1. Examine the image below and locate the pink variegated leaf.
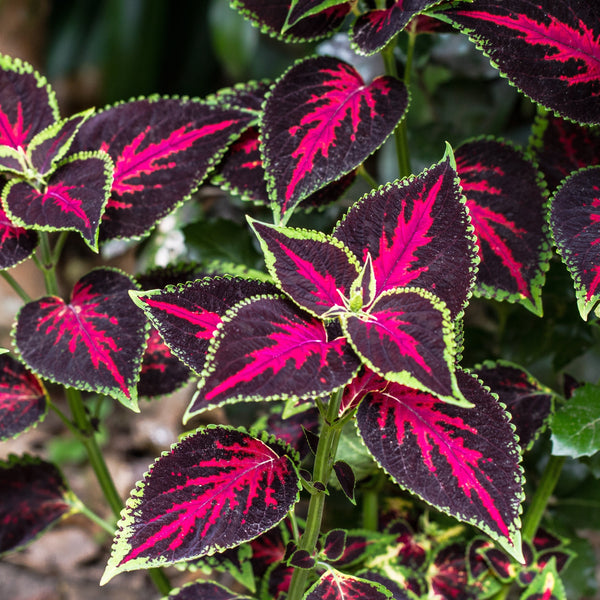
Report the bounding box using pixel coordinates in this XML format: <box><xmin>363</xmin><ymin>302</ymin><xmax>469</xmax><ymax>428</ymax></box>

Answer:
<box><xmin>250</xmin><ymin>219</ymin><xmax>361</xmax><ymax>317</ymax></box>
<box><xmin>471</xmin><ymin>360</ymin><xmax>555</xmax><ymax>451</ymax></box>
<box><xmin>340</xmin><ymin>367</ymin><xmax>388</xmax><ymax>417</ymax></box>
<box><xmin>455</xmin><ymin>138</ymin><xmax>550</xmax><ymax>316</ymax></box>
<box><xmin>530</xmin><ymin>113</ymin><xmax>600</xmax><ymax>193</ymax></box>
<box><xmin>343</xmin><ymin>288</ymin><xmax>468</xmax><ymax>406</ymax></box>
<box><xmin>2</xmin><ymin>151</ymin><xmax>112</xmax><ymax>250</ymax></box>
<box><xmin>333</xmin><ymin>151</ymin><xmax>478</xmax><ymax>319</ymax></box>
<box><xmin>232</xmin><ymin>0</ymin><xmax>351</xmax><ymax>43</ymax></box>
<box><xmin>207</xmin><ymin>80</ymin><xmax>271</xmax><ymax>118</ymax></box>
<box><xmin>305</xmin><ymin>569</ymin><xmax>396</xmax><ymax>600</ymax></box>
<box><xmin>429</xmin><ymin>543</ymin><xmax>481</xmax><ymax>600</ymax></box>
<box><xmin>0</xmin><ymin>455</ymin><xmax>74</xmax><ymax>556</ymax></box>
<box><xmin>130</xmin><ymin>277</ymin><xmax>279</xmax><ymax>374</ymax></box>
<box><xmin>0</xmin><ymin>354</ymin><xmax>47</xmax><ymax>442</ymax></box>
<box><xmin>14</xmin><ymin>268</ymin><xmax>148</xmax><ymax>411</ymax></box>
<box><xmin>0</xmin><ymin>205</ymin><xmax>38</xmax><ymax>269</ymax></box>
<box><xmin>0</xmin><ymin>54</ymin><xmax>59</xmax><ymax>153</ymax></box>
<box><xmin>165</xmin><ymin>581</ymin><xmax>254</xmax><ymax>600</ymax></box>
<box><xmin>440</xmin><ymin>0</ymin><xmax>600</xmax><ymax>124</ymax></box>
<box><xmin>70</xmin><ymin>97</ymin><xmax>251</xmax><ymax>241</ymax></box>
<box><xmin>101</xmin><ymin>426</ymin><xmax>300</xmax><ymax>582</ymax></box>
<box><xmin>519</xmin><ymin>559</ymin><xmax>565</xmax><ymax>600</ymax></box>
<box><xmin>351</xmin><ymin>1</ymin><xmax>443</xmax><ymax>56</ymax></box>
<box><xmin>549</xmin><ymin>166</ymin><xmax>600</xmax><ymax>319</ymax></box>
<box><xmin>186</xmin><ymin>296</ymin><xmax>360</xmax><ymax>422</ymax></box>
<box><xmin>356</xmin><ymin>369</ymin><xmax>524</xmax><ymax>560</ymax></box>
<box><xmin>261</xmin><ymin>56</ymin><xmax>408</xmax><ymax>221</ymax></box>
<box><xmin>284</xmin><ymin>1</ymin><xmax>351</xmax><ymax>29</ymax></box>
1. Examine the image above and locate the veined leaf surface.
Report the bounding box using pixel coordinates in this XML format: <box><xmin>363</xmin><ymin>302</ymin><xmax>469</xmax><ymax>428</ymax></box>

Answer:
<box><xmin>0</xmin><ymin>354</ymin><xmax>47</xmax><ymax>442</ymax></box>
<box><xmin>165</xmin><ymin>581</ymin><xmax>254</xmax><ymax>600</ymax></box>
<box><xmin>102</xmin><ymin>426</ymin><xmax>300</xmax><ymax>582</ymax></box>
<box><xmin>14</xmin><ymin>268</ymin><xmax>147</xmax><ymax>411</ymax></box>
<box><xmin>261</xmin><ymin>56</ymin><xmax>408</xmax><ymax>220</ymax></box>
<box><xmin>441</xmin><ymin>0</ymin><xmax>600</xmax><ymax>124</ymax></box>
<box><xmin>455</xmin><ymin>139</ymin><xmax>550</xmax><ymax>315</ymax></box>
<box><xmin>187</xmin><ymin>295</ymin><xmax>360</xmax><ymax>421</ymax></box>
<box><xmin>0</xmin><ymin>205</ymin><xmax>38</xmax><ymax>269</ymax></box>
<box><xmin>356</xmin><ymin>369</ymin><xmax>523</xmax><ymax>560</ymax></box>
<box><xmin>305</xmin><ymin>569</ymin><xmax>396</xmax><ymax>600</ymax></box>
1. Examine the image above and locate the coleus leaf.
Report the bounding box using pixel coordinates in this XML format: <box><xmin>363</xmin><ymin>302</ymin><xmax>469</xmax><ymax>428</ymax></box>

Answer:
<box><xmin>529</xmin><ymin>112</ymin><xmax>600</xmax><ymax>193</ymax></box>
<box><xmin>0</xmin><ymin>53</ymin><xmax>59</xmax><ymax>152</ymax></box>
<box><xmin>187</xmin><ymin>295</ymin><xmax>360</xmax><ymax>422</ymax></box>
<box><xmin>358</xmin><ymin>572</ymin><xmax>419</xmax><ymax>600</ymax></box>
<box><xmin>164</xmin><ymin>581</ymin><xmax>254</xmax><ymax>600</ymax></box>
<box><xmin>206</xmin><ymin>80</ymin><xmax>271</xmax><ymax>118</ymax></box>
<box><xmin>549</xmin><ymin>165</ymin><xmax>600</xmax><ymax>320</ymax></box>
<box><xmin>471</xmin><ymin>360</ymin><xmax>555</xmax><ymax>451</ymax></box>
<box><xmin>284</xmin><ymin>1</ymin><xmax>350</xmax><ymax>30</ymax></box>
<box><xmin>70</xmin><ymin>97</ymin><xmax>251</xmax><ymax>241</ymax></box>
<box><xmin>0</xmin><ymin>353</ymin><xmax>47</xmax><ymax>441</ymax></box>
<box><xmin>0</xmin><ymin>204</ymin><xmax>38</xmax><ymax>269</ymax></box>
<box><xmin>0</xmin><ymin>455</ymin><xmax>74</xmax><ymax>556</ymax></box>
<box><xmin>333</xmin><ymin>149</ymin><xmax>478</xmax><ymax>320</ymax></box>
<box><xmin>232</xmin><ymin>0</ymin><xmax>351</xmax><ymax>43</ymax></box>
<box><xmin>356</xmin><ymin>369</ymin><xmax>524</xmax><ymax>560</ymax></box>
<box><xmin>455</xmin><ymin>138</ymin><xmax>550</xmax><ymax>316</ymax></box>
<box><xmin>440</xmin><ymin>0</ymin><xmax>600</xmax><ymax>125</ymax></box>
<box><xmin>519</xmin><ymin>558</ymin><xmax>566</xmax><ymax>600</ymax></box>
<box><xmin>130</xmin><ymin>276</ymin><xmax>279</xmax><ymax>374</ymax></box>
<box><xmin>2</xmin><ymin>151</ymin><xmax>113</xmax><ymax>250</ymax></box>
<box><xmin>261</xmin><ymin>56</ymin><xmax>408</xmax><ymax>221</ymax></box>
<box><xmin>429</xmin><ymin>543</ymin><xmax>480</xmax><ymax>600</ymax></box>
<box><xmin>350</xmin><ymin>1</ymin><xmax>443</xmax><ymax>56</ymax></box>
<box><xmin>305</xmin><ymin>569</ymin><xmax>396</xmax><ymax>600</ymax></box>
<box><xmin>101</xmin><ymin>426</ymin><xmax>300</xmax><ymax>583</ymax></box>
<box><xmin>14</xmin><ymin>268</ymin><xmax>148</xmax><ymax>411</ymax></box>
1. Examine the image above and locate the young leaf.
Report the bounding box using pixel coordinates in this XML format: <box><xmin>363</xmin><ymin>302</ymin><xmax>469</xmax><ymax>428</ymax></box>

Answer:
<box><xmin>186</xmin><ymin>295</ymin><xmax>360</xmax><ymax>421</ymax></box>
<box><xmin>471</xmin><ymin>360</ymin><xmax>555</xmax><ymax>451</ymax></box>
<box><xmin>0</xmin><ymin>53</ymin><xmax>59</xmax><ymax>151</ymax></box>
<box><xmin>356</xmin><ymin>369</ymin><xmax>524</xmax><ymax>561</ymax></box>
<box><xmin>351</xmin><ymin>0</ymin><xmax>443</xmax><ymax>55</ymax></box>
<box><xmin>441</xmin><ymin>0</ymin><xmax>600</xmax><ymax>124</ymax></box>
<box><xmin>164</xmin><ymin>580</ymin><xmax>254</xmax><ymax>600</ymax></box>
<box><xmin>333</xmin><ymin>151</ymin><xmax>478</xmax><ymax>319</ymax></box>
<box><xmin>333</xmin><ymin>460</ymin><xmax>356</xmax><ymax>503</ymax></box>
<box><xmin>2</xmin><ymin>151</ymin><xmax>113</xmax><ymax>250</ymax></box>
<box><xmin>261</xmin><ymin>55</ymin><xmax>408</xmax><ymax>220</ymax></box>
<box><xmin>549</xmin><ymin>166</ymin><xmax>600</xmax><ymax>320</ymax></box>
<box><xmin>0</xmin><ymin>455</ymin><xmax>74</xmax><ymax>556</ymax></box>
<box><xmin>232</xmin><ymin>0</ymin><xmax>351</xmax><ymax>43</ymax></box>
<box><xmin>130</xmin><ymin>277</ymin><xmax>279</xmax><ymax>374</ymax></box>
<box><xmin>284</xmin><ymin>1</ymin><xmax>350</xmax><ymax>30</ymax></box>
<box><xmin>0</xmin><ymin>205</ymin><xmax>38</xmax><ymax>269</ymax></box>
<box><xmin>101</xmin><ymin>426</ymin><xmax>300</xmax><ymax>583</ymax></box>
<box><xmin>455</xmin><ymin>138</ymin><xmax>550</xmax><ymax>316</ymax></box>
<box><xmin>551</xmin><ymin>382</ymin><xmax>600</xmax><ymax>458</ymax></box>
<box><xmin>519</xmin><ymin>558</ymin><xmax>566</xmax><ymax>600</ymax></box>
<box><xmin>0</xmin><ymin>354</ymin><xmax>47</xmax><ymax>442</ymax></box>
<box><xmin>70</xmin><ymin>97</ymin><xmax>251</xmax><ymax>241</ymax></box>
<box><xmin>14</xmin><ymin>268</ymin><xmax>148</xmax><ymax>411</ymax></box>
<box><xmin>305</xmin><ymin>569</ymin><xmax>397</xmax><ymax>600</ymax></box>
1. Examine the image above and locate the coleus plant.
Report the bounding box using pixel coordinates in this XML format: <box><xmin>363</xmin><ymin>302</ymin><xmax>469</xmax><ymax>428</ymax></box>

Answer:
<box><xmin>1</xmin><ymin>0</ymin><xmax>600</xmax><ymax>599</ymax></box>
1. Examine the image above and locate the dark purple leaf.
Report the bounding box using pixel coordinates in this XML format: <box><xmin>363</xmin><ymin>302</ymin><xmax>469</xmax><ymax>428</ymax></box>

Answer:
<box><xmin>288</xmin><ymin>548</ymin><xmax>315</xmax><ymax>569</ymax></box>
<box><xmin>265</xmin><ymin>561</ymin><xmax>294</xmax><ymax>599</ymax></box>
<box><xmin>333</xmin><ymin>152</ymin><xmax>478</xmax><ymax>319</ymax></box>
<box><xmin>284</xmin><ymin>0</ymin><xmax>350</xmax><ymax>29</ymax></box>
<box><xmin>0</xmin><ymin>455</ymin><xmax>72</xmax><ymax>555</ymax></box>
<box><xmin>0</xmin><ymin>354</ymin><xmax>47</xmax><ymax>441</ymax></box>
<box><xmin>430</xmin><ymin>543</ymin><xmax>480</xmax><ymax>600</ymax></box>
<box><xmin>357</xmin><ymin>369</ymin><xmax>523</xmax><ymax>559</ymax></box>
<box><xmin>101</xmin><ymin>426</ymin><xmax>300</xmax><ymax>581</ymax></box>
<box><xmin>456</xmin><ymin>139</ymin><xmax>550</xmax><ymax>316</ymax></box>
<box><xmin>71</xmin><ymin>97</ymin><xmax>250</xmax><ymax>241</ymax></box>
<box><xmin>3</xmin><ymin>152</ymin><xmax>112</xmax><ymax>250</ymax></box>
<box><xmin>322</xmin><ymin>529</ymin><xmax>347</xmax><ymax>562</ymax></box>
<box><xmin>137</xmin><ymin>328</ymin><xmax>191</xmax><ymax>399</ymax></box>
<box><xmin>131</xmin><ymin>276</ymin><xmax>279</xmax><ymax>374</ymax></box>
<box><xmin>250</xmin><ymin>518</ymin><xmax>294</xmax><ymax>578</ymax></box>
<box><xmin>165</xmin><ymin>581</ymin><xmax>253</xmax><ymax>600</ymax></box>
<box><xmin>549</xmin><ymin>165</ymin><xmax>600</xmax><ymax>319</ymax></box>
<box><xmin>261</xmin><ymin>56</ymin><xmax>408</xmax><ymax>220</ymax></box>
<box><xmin>232</xmin><ymin>0</ymin><xmax>351</xmax><ymax>42</ymax></box>
<box><xmin>358</xmin><ymin>572</ymin><xmax>415</xmax><ymax>600</ymax></box>
<box><xmin>530</xmin><ymin>113</ymin><xmax>600</xmax><ymax>193</ymax></box>
<box><xmin>0</xmin><ymin>54</ymin><xmax>59</xmax><ymax>151</ymax></box>
<box><xmin>0</xmin><ymin>205</ymin><xmax>38</xmax><ymax>269</ymax></box>
<box><xmin>187</xmin><ymin>296</ymin><xmax>360</xmax><ymax>421</ymax></box>
<box><xmin>264</xmin><ymin>404</ymin><xmax>320</xmax><ymax>459</ymax></box>
<box><xmin>351</xmin><ymin>0</ymin><xmax>442</xmax><ymax>55</ymax></box>
<box><xmin>333</xmin><ymin>460</ymin><xmax>356</xmax><ymax>503</ymax></box>
<box><xmin>15</xmin><ymin>268</ymin><xmax>147</xmax><ymax>411</ymax></box>
<box><xmin>340</xmin><ymin>367</ymin><xmax>388</xmax><ymax>417</ymax></box>
<box><xmin>387</xmin><ymin>518</ymin><xmax>427</xmax><ymax>569</ymax></box>
<box><xmin>471</xmin><ymin>361</ymin><xmax>555</xmax><ymax>451</ymax></box>
<box><xmin>441</xmin><ymin>0</ymin><xmax>600</xmax><ymax>124</ymax></box>
<box><xmin>479</xmin><ymin>545</ymin><xmax>517</xmax><ymax>581</ymax></box>
<box><xmin>305</xmin><ymin>569</ymin><xmax>396</xmax><ymax>600</ymax></box>
<box><xmin>207</xmin><ymin>80</ymin><xmax>271</xmax><ymax>117</ymax></box>
<box><xmin>518</xmin><ymin>559</ymin><xmax>564</xmax><ymax>600</ymax></box>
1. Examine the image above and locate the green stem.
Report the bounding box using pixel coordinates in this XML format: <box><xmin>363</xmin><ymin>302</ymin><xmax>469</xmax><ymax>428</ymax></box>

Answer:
<box><xmin>357</xmin><ymin>164</ymin><xmax>379</xmax><ymax>190</ymax></box>
<box><xmin>0</xmin><ymin>270</ymin><xmax>31</xmax><ymax>303</ymax></box>
<box><xmin>71</xmin><ymin>496</ymin><xmax>117</xmax><ymax>535</ymax></box>
<box><xmin>286</xmin><ymin>388</ymin><xmax>345</xmax><ymax>600</ymax></box>
<box><xmin>38</xmin><ymin>232</ymin><xmax>60</xmax><ymax>296</ymax></box>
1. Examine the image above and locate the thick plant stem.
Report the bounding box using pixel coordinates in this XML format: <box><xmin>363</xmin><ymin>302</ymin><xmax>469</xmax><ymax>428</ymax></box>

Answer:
<box><xmin>286</xmin><ymin>389</ymin><xmax>345</xmax><ymax>600</ymax></box>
